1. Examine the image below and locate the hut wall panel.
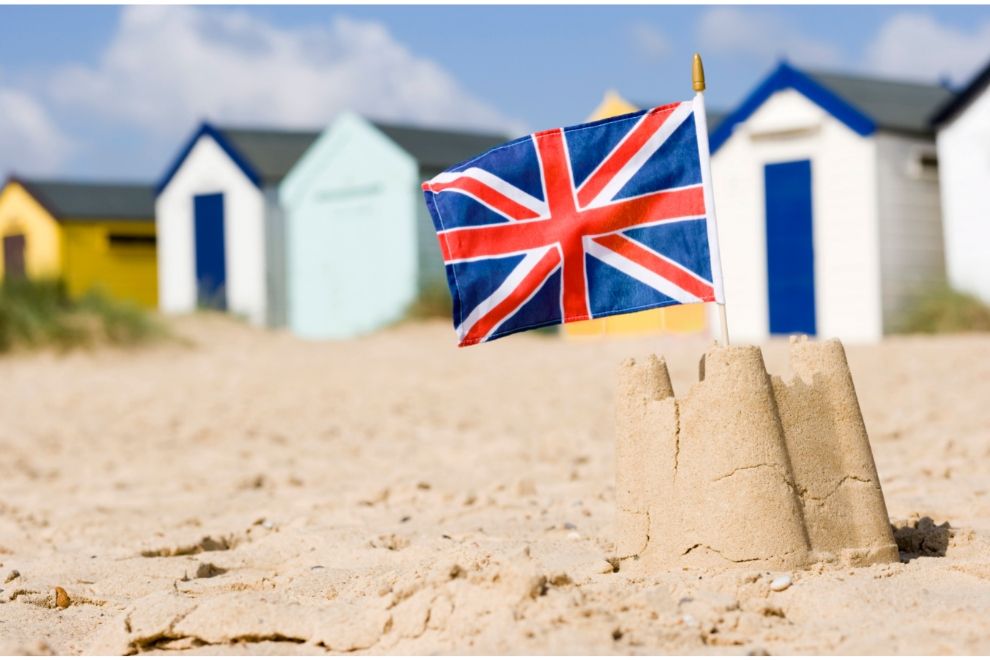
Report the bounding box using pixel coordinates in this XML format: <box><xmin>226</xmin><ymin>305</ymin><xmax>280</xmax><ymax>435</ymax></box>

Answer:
<box><xmin>263</xmin><ymin>187</ymin><xmax>287</xmax><ymax>328</ymax></box>
<box><xmin>61</xmin><ymin>220</ymin><xmax>158</xmax><ymax>308</ymax></box>
<box><xmin>935</xmin><ymin>86</ymin><xmax>990</xmax><ymax>303</ymax></box>
<box><xmin>874</xmin><ymin>132</ymin><xmax>946</xmax><ymax>330</ymax></box>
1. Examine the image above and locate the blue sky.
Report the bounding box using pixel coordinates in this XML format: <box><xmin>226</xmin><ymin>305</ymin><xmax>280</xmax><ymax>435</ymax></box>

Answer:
<box><xmin>1</xmin><ymin>5</ymin><xmax>989</xmax><ymax>182</ymax></box>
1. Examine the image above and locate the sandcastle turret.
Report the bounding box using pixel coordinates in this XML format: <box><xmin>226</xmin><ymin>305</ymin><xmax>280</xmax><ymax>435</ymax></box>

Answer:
<box><xmin>615</xmin><ymin>337</ymin><xmax>898</xmax><ymax>571</ymax></box>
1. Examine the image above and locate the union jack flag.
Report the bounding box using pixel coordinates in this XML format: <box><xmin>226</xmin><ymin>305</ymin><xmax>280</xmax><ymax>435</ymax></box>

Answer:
<box><xmin>422</xmin><ymin>98</ymin><xmax>725</xmax><ymax>346</ymax></box>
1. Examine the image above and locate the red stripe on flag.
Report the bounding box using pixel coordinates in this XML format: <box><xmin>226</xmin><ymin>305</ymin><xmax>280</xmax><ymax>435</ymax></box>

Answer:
<box><xmin>532</xmin><ymin>129</ymin><xmax>590</xmax><ymax>321</ymax></box>
<box><xmin>438</xmin><ymin>220</ymin><xmax>552</xmax><ymax>262</ymax></box>
<box><xmin>560</xmin><ymin>248</ymin><xmax>590</xmax><ymax>322</ymax></box>
<box><xmin>592</xmin><ymin>233</ymin><xmax>715</xmax><ymax>300</ymax></box>
<box><xmin>582</xmin><ymin>186</ymin><xmax>706</xmax><ymax>236</ymax></box>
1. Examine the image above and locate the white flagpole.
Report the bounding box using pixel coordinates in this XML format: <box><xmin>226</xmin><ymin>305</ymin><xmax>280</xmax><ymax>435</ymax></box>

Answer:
<box><xmin>691</xmin><ymin>53</ymin><xmax>730</xmax><ymax>346</ymax></box>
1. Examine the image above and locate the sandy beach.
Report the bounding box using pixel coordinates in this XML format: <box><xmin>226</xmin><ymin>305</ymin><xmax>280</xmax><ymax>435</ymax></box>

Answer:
<box><xmin>1</xmin><ymin>316</ymin><xmax>988</xmax><ymax>655</ymax></box>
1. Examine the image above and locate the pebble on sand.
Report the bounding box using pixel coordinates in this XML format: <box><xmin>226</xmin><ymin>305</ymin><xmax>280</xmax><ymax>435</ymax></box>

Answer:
<box><xmin>54</xmin><ymin>586</ymin><xmax>71</xmax><ymax>609</ymax></box>
<box><xmin>770</xmin><ymin>574</ymin><xmax>793</xmax><ymax>592</ymax></box>
<box><xmin>594</xmin><ymin>559</ymin><xmax>617</xmax><ymax>574</ymax></box>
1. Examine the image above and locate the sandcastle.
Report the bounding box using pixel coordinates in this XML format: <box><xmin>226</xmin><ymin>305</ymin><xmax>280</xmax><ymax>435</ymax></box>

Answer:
<box><xmin>615</xmin><ymin>336</ymin><xmax>899</xmax><ymax>571</ymax></box>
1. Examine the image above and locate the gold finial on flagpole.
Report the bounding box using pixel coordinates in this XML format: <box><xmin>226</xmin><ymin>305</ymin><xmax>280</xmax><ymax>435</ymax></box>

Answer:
<box><xmin>692</xmin><ymin>53</ymin><xmax>706</xmax><ymax>92</ymax></box>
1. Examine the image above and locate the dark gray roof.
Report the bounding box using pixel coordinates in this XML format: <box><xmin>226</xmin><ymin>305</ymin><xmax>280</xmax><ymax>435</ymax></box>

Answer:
<box><xmin>216</xmin><ymin>127</ymin><xmax>320</xmax><ymax>185</ymax></box>
<box><xmin>371</xmin><ymin>121</ymin><xmax>509</xmax><ymax>171</ymax></box>
<box><xmin>705</xmin><ymin>109</ymin><xmax>728</xmax><ymax>132</ymax></box>
<box><xmin>932</xmin><ymin>59</ymin><xmax>990</xmax><ymax>125</ymax></box>
<box><xmin>214</xmin><ymin>122</ymin><xmax>508</xmax><ymax>181</ymax></box>
<box><xmin>14</xmin><ymin>178</ymin><xmax>155</xmax><ymax>221</ymax></box>
<box><xmin>807</xmin><ymin>70</ymin><xmax>953</xmax><ymax>136</ymax></box>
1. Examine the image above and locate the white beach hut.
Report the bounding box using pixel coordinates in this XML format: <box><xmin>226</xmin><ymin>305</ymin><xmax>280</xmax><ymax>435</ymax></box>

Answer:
<box><xmin>710</xmin><ymin>62</ymin><xmax>952</xmax><ymax>343</ymax></box>
<box><xmin>932</xmin><ymin>59</ymin><xmax>990</xmax><ymax>305</ymax></box>
<box><xmin>155</xmin><ymin>124</ymin><xmax>318</xmax><ymax>326</ymax></box>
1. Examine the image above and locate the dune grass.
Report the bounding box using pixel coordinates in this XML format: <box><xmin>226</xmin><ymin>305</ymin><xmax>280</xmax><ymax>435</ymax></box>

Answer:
<box><xmin>897</xmin><ymin>285</ymin><xmax>990</xmax><ymax>334</ymax></box>
<box><xmin>0</xmin><ymin>278</ymin><xmax>166</xmax><ymax>353</ymax></box>
<box><xmin>403</xmin><ymin>282</ymin><xmax>454</xmax><ymax>320</ymax></box>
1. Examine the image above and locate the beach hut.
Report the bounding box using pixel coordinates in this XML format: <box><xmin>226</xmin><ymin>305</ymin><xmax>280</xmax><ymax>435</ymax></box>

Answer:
<box><xmin>0</xmin><ymin>177</ymin><xmax>157</xmax><ymax>307</ymax></box>
<box><xmin>278</xmin><ymin>113</ymin><xmax>507</xmax><ymax>340</ymax></box>
<box><xmin>567</xmin><ymin>91</ymin><xmax>727</xmax><ymax>340</ymax></box>
<box><xmin>932</xmin><ymin>58</ymin><xmax>990</xmax><ymax>304</ymax></box>
<box><xmin>709</xmin><ymin>62</ymin><xmax>952</xmax><ymax>343</ymax></box>
<box><xmin>156</xmin><ymin>123</ymin><xmax>319</xmax><ymax>326</ymax></box>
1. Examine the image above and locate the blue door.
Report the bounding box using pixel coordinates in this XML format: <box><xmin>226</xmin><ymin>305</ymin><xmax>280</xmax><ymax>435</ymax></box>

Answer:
<box><xmin>764</xmin><ymin>160</ymin><xmax>816</xmax><ymax>335</ymax></box>
<box><xmin>193</xmin><ymin>193</ymin><xmax>227</xmax><ymax>310</ymax></box>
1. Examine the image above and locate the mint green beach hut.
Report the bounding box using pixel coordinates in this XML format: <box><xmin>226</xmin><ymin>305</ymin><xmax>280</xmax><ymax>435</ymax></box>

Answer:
<box><xmin>279</xmin><ymin>113</ymin><xmax>507</xmax><ymax>340</ymax></box>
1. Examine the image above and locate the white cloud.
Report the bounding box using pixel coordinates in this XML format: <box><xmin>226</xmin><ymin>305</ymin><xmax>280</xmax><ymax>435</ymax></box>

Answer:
<box><xmin>698</xmin><ymin>7</ymin><xmax>842</xmax><ymax>68</ymax></box>
<box><xmin>0</xmin><ymin>85</ymin><xmax>73</xmax><ymax>177</ymax></box>
<box><xmin>631</xmin><ymin>23</ymin><xmax>671</xmax><ymax>58</ymax></box>
<box><xmin>50</xmin><ymin>6</ymin><xmax>522</xmax><ymax>137</ymax></box>
<box><xmin>865</xmin><ymin>13</ymin><xmax>990</xmax><ymax>84</ymax></box>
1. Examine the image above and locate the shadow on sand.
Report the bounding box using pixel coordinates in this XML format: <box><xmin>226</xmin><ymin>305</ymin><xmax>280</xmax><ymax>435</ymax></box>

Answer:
<box><xmin>892</xmin><ymin>516</ymin><xmax>951</xmax><ymax>561</ymax></box>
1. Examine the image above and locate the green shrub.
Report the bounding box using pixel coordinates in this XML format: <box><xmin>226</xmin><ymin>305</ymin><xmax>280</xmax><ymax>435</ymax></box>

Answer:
<box><xmin>404</xmin><ymin>282</ymin><xmax>454</xmax><ymax>320</ymax></box>
<box><xmin>896</xmin><ymin>286</ymin><xmax>990</xmax><ymax>334</ymax></box>
<box><xmin>0</xmin><ymin>278</ymin><xmax>166</xmax><ymax>353</ymax></box>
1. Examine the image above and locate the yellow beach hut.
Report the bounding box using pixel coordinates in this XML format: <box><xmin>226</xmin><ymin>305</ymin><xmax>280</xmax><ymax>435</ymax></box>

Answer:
<box><xmin>564</xmin><ymin>90</ymin><xmax>723</xmax><ymax>339</ymax></box>
<box><xmin>0</xmin><ymin>178</ymin><xmax>158</xmax><ymax>307</ymax></box>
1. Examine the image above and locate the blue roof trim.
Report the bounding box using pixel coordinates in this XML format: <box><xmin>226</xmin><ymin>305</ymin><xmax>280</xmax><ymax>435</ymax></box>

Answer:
<box><xmin>710</xmin><ymin>62</ymin><xmax>877</xmax><ymax>153</ymax></box>
<box><xmin>155</xmin><ymin>122</ymin><xmax>262</xmax><ymax>194</ymax></box>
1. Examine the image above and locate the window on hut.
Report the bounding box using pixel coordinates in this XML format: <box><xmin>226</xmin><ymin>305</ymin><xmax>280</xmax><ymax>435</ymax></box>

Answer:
<box><xmin>108</xmin><ymin>234</ymin><xmax>156</xmax><ymax>248</ymax></box>
<box><xmin>909</xmin><ymin>151</ymin><xmax>939</xmax><ymax>181</ymax></box>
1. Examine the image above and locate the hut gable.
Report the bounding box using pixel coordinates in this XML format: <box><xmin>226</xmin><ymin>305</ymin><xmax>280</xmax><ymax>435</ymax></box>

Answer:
<box><xmin>589</xmin><ymin>90</ymin><xmax>640</xmax><ymax>121</ymax></box>
<box><xmin>711</xmin><ymin>62</ymin><xmax>952</xmax><ymax>152</ymax></box>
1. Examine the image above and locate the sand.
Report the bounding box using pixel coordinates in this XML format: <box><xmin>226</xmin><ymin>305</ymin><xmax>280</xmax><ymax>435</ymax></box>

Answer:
<box><xmin>616</xmin><ymin>338</ymin><xmax>898</xmax><ymax>572</ymax></box>
<box><xmin>0</xmin><ymin>316</ymin><xmax>989</xmax><ymax>655</ymax></box>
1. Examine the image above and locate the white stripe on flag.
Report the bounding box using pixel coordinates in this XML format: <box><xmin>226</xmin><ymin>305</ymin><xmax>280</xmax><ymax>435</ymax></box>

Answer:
<box><xmin>587</xmin><ymin>102</ymin><xmax>694</xmax><ymax>209</ymax></box>
<box><xmin>429</xmin><ymin>167</ymin><xmax>549</xmax><ymax>218</ymax></box>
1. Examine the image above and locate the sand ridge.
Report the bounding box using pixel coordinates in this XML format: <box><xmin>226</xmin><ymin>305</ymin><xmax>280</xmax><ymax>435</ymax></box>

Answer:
<box><xmin>0</xmin><ymin>317</ymin><xmax>988</xmax><ymax>654</ymax></box>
